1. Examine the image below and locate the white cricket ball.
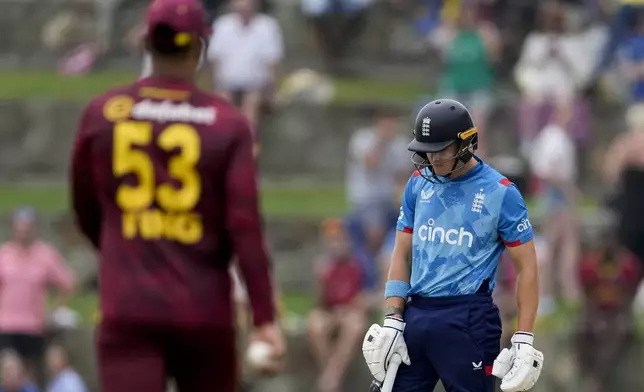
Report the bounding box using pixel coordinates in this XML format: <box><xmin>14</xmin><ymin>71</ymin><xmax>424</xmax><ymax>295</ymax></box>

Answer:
<box><xmin>245</xmin><ymin>341</ymin><xmax>273</xmax><ymax>368</ymax></box>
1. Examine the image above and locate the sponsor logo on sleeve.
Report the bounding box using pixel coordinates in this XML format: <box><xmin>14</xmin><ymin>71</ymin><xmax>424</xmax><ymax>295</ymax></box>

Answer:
<box><xmin>517</xmin><ymin>218</ymin><xmax>532</xmax><ymax>233</ymax></box>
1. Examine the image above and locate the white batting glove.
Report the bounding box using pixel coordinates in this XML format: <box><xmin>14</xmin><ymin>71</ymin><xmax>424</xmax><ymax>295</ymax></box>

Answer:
<box><xmin>362</xmin><ymin>316</ymin><xmax>411</xmax><ymax>382</ymax></box>
<box><xmin>497</xmin><ymin>332</ymin><xmax>544</xmax><ymax>392</ymax></box>
<box><xmin>491</xmin><ymin>347</ymin><xmax>514</xmax><ymax>379</ymax></box>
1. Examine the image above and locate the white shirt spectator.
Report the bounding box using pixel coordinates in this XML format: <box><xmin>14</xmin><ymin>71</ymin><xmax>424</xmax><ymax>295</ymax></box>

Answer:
<box><xmin>47</xmin><ymin>368</ymin><xmax>87</xmax><ymax>392</ymax></box>
<box><xmin>529</xmin><ymin>123</ymin><xmax>577</xmax><ymax>182</ymax></box>
<box><xmin>514</xmin><ymin>32</ymin><xmax>591</xmax><ymax>101</ymax></box>
<box><xmin>208</xmin><ymin>13</ymin><xmax>283</xmax><ymax>91</ymax></box>
<box><xmin>346</xmin><ymin>128</ymin><xmax>410</xmax><ymax>208</ymax></box>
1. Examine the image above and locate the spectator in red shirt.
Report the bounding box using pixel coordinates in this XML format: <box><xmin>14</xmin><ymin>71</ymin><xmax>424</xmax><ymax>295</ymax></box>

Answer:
<box><xmin>307</xmin><ymin>218</ymin><xmax>367</xmax><ymax>392</ymax></box>
<box><xmin>576</xmin><ymin>232</ymin><xmax>642</xmax><ymax>392</ymax></box>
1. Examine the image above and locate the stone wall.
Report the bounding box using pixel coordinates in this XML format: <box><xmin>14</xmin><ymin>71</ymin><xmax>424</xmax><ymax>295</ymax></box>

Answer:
<box><xmin>0</xmin><ymin>97</ymin><xmax>623</xmax><ymax>190</ymax></box>
<box><xmin>0</xmin><ymin>99</ymin><xmax>405</xmax><ymax>183</ymax></box>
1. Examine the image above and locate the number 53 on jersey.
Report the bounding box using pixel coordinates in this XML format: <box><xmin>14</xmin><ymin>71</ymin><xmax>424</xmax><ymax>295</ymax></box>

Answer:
<box><xmin>113</xmin><ymin>120</ymin><xmax>203</xmax><ymax>244</ymax></box>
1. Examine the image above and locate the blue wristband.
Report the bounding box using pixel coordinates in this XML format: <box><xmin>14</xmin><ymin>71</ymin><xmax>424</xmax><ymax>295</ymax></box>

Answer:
<box><xmin>384</xmin><ymin>280</ymin><xmax>411</xmax><ymax>300</ymax></box>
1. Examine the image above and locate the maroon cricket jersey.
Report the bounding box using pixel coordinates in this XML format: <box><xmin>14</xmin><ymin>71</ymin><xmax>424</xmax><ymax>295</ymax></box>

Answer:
<box><xmin>70</xmin><ymin>76</ymin><xmax>275</xmax><ymax>328</ymax></box>
<box><xmin>579</xmin><ymin>249</ymin><xmax>641</xmax><ymax>309</ymax></box>
<box><xmin>318</xmin><ymin>257</ymin><xmax>363</xmax><ymax>309</ymax></box>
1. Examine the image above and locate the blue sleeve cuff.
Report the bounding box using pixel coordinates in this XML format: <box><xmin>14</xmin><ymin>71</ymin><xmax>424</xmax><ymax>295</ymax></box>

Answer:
<box><xmin>385</xmin><ymin>280</ymin><xmax>411</xmax><ymax>300</ymax></box>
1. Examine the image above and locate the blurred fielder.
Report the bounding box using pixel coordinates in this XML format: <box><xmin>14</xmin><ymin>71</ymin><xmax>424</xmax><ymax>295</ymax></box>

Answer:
<box><xmin>362</xmin><ymin>99</ymin><xmax>543</xmax><ymax>392</ymax></box>
<box><xmin>70</xmin><ymin>1</ymin><xmax>283</xmax><ymax>391</ymax></box>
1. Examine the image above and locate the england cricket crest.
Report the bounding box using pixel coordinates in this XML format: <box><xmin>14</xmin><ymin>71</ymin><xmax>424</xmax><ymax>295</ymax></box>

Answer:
<box><xmin>421</xmin><ymin>117</ymin><xmax>431</xmax><ymax>137</ymax></box>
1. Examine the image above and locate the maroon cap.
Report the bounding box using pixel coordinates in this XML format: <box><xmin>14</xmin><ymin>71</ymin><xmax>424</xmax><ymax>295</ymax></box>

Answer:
<box><xmin>146</xmin><ymin>0</ymin><xmax>211</xmax><ymax>43</ymax></box>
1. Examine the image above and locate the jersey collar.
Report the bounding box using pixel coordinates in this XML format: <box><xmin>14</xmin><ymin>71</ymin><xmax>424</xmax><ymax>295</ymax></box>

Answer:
<box><xmin>435</xmin><ymin>155</ymin><xmax>484</xmax><ymax>183</ymax></box>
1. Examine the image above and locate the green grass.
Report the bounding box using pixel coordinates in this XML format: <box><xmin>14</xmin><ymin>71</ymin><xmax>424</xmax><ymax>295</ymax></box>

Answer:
<box><xmin>0</xmin><ymin>71</ymin><xmax>426</xmax><ymax>105</ymax></box>
<box><xmin>331</xmin><ymin>78</ymin><xmax>427</xmax><ymax>105</ymax></box>
<box><xmin>0</xmin><ymin>183</ymin><xmax>347</xmax><ymax>218</ymax></box>
<box><xmin>0</xmin><ymin>183</ymin><xmax>599</xmax><ymax>219</ymax></box>
<box><xmin>69</xmin><ymin>292</ymin><xmax>644</xmax><ymax>336</ymax></box>
<box><xmin>61</xmin><ymin>291</ymin><xmax>315</xmax><ymax>326</ymax></box>
<box><xmin>281</xmin><ymin>292</ymin><xmax>316</xmax><ymax>317</ymax></box>
<box><xmin>0</xmin><ymin>184</ymin><xmax>69</xmax><ymax>213</ymax></box>
<box><xmin>260</xmin><ymin>186</ymin><xmax>346</xmax><ymax>218</ymax></box>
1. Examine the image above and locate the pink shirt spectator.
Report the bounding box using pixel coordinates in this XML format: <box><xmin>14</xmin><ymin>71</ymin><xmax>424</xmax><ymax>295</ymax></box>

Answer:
<box><xmin>0</xmin><ymin>241</ymin><xmax>73</xmax><ymax>334</ymax></box>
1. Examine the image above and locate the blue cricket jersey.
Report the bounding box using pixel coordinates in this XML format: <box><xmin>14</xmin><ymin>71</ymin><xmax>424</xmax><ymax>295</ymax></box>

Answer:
<box><xmin>396</xmin><ymin>157</ymin><xmax>534</xmax><ymax>297</ymax></box>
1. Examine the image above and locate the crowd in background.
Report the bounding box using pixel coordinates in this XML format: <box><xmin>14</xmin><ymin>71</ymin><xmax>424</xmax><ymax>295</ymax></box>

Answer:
<box><xmin>295</xmin><ymin>1</ymin><xmax>644</xmax><ymax>391</ymax></box>
<box><xmin>27</xmin><ymin>0</ymin><xmax>644</xmax><ymax>391</ymax></box>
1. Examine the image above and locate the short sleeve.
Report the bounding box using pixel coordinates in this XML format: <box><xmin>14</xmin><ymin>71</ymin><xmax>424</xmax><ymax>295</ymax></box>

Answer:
<box><xmin>497</xmin><ymin>183</ymin><xmax>534</xmax><ymax>247</ymax></box>
<box><xmin>396</xmin><ymin>174</ymin><xmax>417</xmax><ymax>233</ymax></box>
<box><xmin>46</xmin><ymin>246</ymin><xmax>74</xmax><ymax>291</ymax></box>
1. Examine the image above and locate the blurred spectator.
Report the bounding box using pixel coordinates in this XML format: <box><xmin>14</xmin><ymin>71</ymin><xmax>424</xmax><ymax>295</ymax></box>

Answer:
<box><xmin>619</xmin><ymin>12</ymin><xmax>644</xmax><ymax>106</ymax></box>
<box><xmin>0</xmin><ymin>208</ymin><xmax>75</xmax><ymax>387</ymax></box>
<box><xmin>42</xmin><ymin>9</ymin><xmax>102</xmax><ymax>75</ymax></box>
<box><xmin>529</xmin><ymin>103</ymin><xmax>581</xmax><ymax>311</ymax></box>
<box><xmin>586</xmin><ymin>0</ymin><xmax>644</xmax><ymax>93</ymax></box>
<box><xmin>276</xmin><ymin>68</ymin><xmax>336</xmax><ymax>105</ymax></box>
<box><xmin>126</xmin><ymin>0</ymin><xmax>277</xmax><ymax>75</ymax></box>
<box><xmin>376</xmin><ymin>179</ymin><xmax>407</xmax><ymax>294</ymax></box>
<box><xmin>493</xmin><ymin>250</ymin><xmax>517</xmax><ymax>348</ymax></box>
<box><xmin>301</xmin><ymin>0</ymin><xmax>372</xmax><ymax>73</ymax></box>
<box><xmin>410</xmin><ymin>0</ymin><xmax>444</xmax><ymax>42</ymax></box>
<box><xmin>57</xmin><ymin>44</ymin><xmax>102</xmax><ymax>76</ymax></box>
<box><xmin>514</xmin><ymin>1</ymin><xmax>591</xmax><ymax>151</ymax></box>
<box><xmin>0</xmin><ymin>350</ymin><xmax>38</xmax><ymax>392</ymax></box>
<box><xmin>346</xmin><ymin>109</ymin><xmax>411</xmax><ymax>254</ymax></box>
<box><xmin>576</xmin><ymin>233</ymin><xmax>641</xmax><ymax>392</ymax></box>
<box><xmin>433</xmin><ymin>1</ymin><xmax>501</xmax><ymax>157</ymax></box>
<box><xmin>603</xmin><ymin>107</ymin><xmax>644</xmax><ymax>267</ymax></box>
<box><xmin>207</xmin><ymin>0</ymin><xmax>283</xmax><ymax>134</ymax></box>
<box><xmin>307</xmin><ymin>219</ymin><xmax>366</xmax><ymax>392</ymax></box>
<box><xmin>202</xmin><ymin>0</ymin><xmax>272</xmax><ymax>21</ymax></box>
<box><xmin>493</xmin><ymin>229</ymin><xmax>548</xmax><ymax>345</ymax></box>
<box><xmin>344</xmin><ymin>209</ymin><xmax>396</xmax><ymax>311</ymax></box>
<box><xmin>44</xmin><ymin>344</ymin><xmax>86</xmax><ymax>392</ymax></box>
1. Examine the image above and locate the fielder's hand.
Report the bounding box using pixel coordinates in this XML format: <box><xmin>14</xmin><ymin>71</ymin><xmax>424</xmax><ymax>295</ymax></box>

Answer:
<box><xmin>493</xmin><ymin>332</ymin><xmax>544</xmax><ymax>392</ymax></box>
<box><xmin>362</xmin><ymin>316</ymin><xmax>411</xmax><ymax>382</ymax></box>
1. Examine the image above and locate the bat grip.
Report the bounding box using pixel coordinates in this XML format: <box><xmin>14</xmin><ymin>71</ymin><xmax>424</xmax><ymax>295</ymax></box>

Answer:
<box><xmin>381</xmin><ymin>353</ymin><xmax>403</xmax><ymax>392</ymax></box>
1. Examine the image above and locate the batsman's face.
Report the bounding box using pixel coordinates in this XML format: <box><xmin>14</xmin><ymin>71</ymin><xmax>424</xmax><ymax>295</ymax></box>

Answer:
<box><xmin>427</xmin><ymin>144</ymin><xmax>458</xmax><ymax>176</ymax></box>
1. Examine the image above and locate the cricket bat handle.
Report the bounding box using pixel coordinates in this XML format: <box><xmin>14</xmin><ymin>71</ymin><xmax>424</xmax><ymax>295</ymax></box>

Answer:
<box><xmin>381</xmin><ymin>353</ymin><xmax>403</xmax><ymax>392</ymax></box>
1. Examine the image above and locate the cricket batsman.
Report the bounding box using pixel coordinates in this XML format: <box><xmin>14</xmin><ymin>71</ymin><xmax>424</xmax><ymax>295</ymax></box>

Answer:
<box><xmin>362</xmin><ymin>99</ymin><xmax>543</xmax><ymax>392</ymax></box>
